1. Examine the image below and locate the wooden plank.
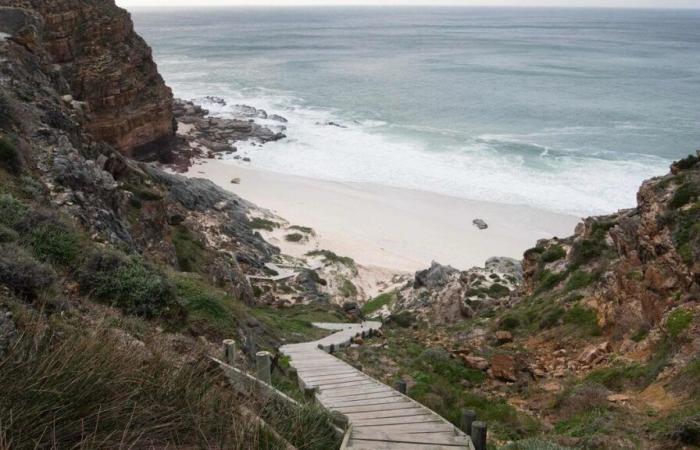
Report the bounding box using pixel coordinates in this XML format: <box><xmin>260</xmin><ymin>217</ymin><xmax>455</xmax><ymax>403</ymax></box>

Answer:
<box><xmin>320</xmin><ymin>387</ymin><xmax>391</xmax><ymax>399</ymax></box>
<box><xmin>321</xmin><ymin>391</ymin><xmax>400</xmax><ymax>403</ymax></box>
<box><xmin>352</xmin><ymin>429</ymin><xmax>470</xmax><ymax>446</ymax></box>
<box><xmin>344</xmin><ymin>408</ymin><xmax>432</xmax><ymax>421</ymax></box>
<box><xmin>346</xmin><ymin>440</ymin><xmax>466</xmax><ymax>450</ymax></box>
<box><xmin>333</xmin><ymin>402</ymin><xmax>429</xmax><ymax>417</ymax></box>
<box><xmin>324</xmin><ymin>394</ymin><xmax>406</xmax><ymax>408</ymax></box>
<box><xmin>304</xmin><ymin>373</ymin><xmax>366</xmax><ymax>383</ymax></box>
<box><xmin>352</xmin><ymin>422</ymin><xmax>455</xmax><ymax>434</ymax></box>
<box><xmin>351</xmin><ymin>415</ymin><xmax>443</xmax><ymax>427</ymax></box>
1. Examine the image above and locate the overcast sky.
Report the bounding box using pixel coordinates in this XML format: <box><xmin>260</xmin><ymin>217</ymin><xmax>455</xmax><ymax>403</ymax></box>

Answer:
<box><xmin>115</xmin><ymin>0</ymin><xmax>700</xmax><ymax>8</ymax></box>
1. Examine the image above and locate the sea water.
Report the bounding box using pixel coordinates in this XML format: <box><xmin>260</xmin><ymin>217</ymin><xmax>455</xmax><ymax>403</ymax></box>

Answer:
<box><xmin>132</xmin><ymin>7</ymin><xmax>700</xmax><ymax>216</ymax></box>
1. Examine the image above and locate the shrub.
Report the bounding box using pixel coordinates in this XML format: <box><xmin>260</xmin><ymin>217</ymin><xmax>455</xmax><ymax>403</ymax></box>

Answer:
<box><xmin>539</xmin><ymin>306</ymin><xmax>565</xmax><ymax>329</ymax></box>
<box><xmin>563</xmin><ymin>304</ymin><xmax>600</xmax><ymax>336</ymax></box>
<box><xmin>172</xmin><ymin>225</ymin><xmax>206</xmax><ymax>272</ymax></box>
<box><xmin>565</xmin><ymin>269</ymin><xmax>597</xmax><ymax>292</ymax></box>
<box><xmin>16</xmin><ymin>211</ymin><xmax>82</xmax><ymax>267</ymax></box>
<box><xmin>0</xmin><ymin>224</ymin><xmax>18</xmax><ymax>243</ymax></box>
<box><xmin>339</xmin><ymin>279</ymin><xmax>358</xmax><ymax>298</ymax></box>
<box><xmin>536</xmin><ymin>270</ymin><xmax>568</xmax><ymax>293</ymax></box>
<box><xmin>0</xmin><ymin>244</ymin><xmax>56</xmax><ymax>299</ymax></box>
<box><xmin>306</xmin><ymin>249</ymin><xmax>355</xmax><ymax>268</ymax></box>
<box><xmin>289</xmin><ymin>225</ymin><xmax>314</xmax><ymax>234</ymax></box>
<box><xmin>500</xmin><ymin>314</ymin><xmax>521</xmax><ymax>331</ymax></box>
<box><xmin>670</xmin><ymin>183</ymin><xmax>699</xmax><ymax>209</ymax></box>
<box><xmin>0</xmin><ymin>194</ymin><xmax>26</xmax><ymax>227</ymax></box>
<box><xmin>674</xmin><ymin>154</ymin><xmax>700</xmax><ymax>171</ymax></box>
<box><xmin>0</xmin><ymin>137</ymin><xmax>21</xmax><ymax>174</ymax></box>
<box><xmin>570</xmin><ymin>239</ymin><xmax>608</xmax><ymax>268</ymax></box>
<box><xmin>391</xmin><ymin>310</ymin><xmax>416</xmax><ymax>328</ymax></box>
<box><xmin>666</xmin><ymin>308</ymin><xmax>693</xmax><ymax>339</ymax></box>
<box><xmin>362</xmin><ymin>292</ymin><xmax>394</xmax><ymax>315</ymax></box>
<box><xmin>668</xmin><ymin>413</ymin><xmax>700</xmax><ymax>446</ymax></box>
<box><xmin>175</xmin><ymin>276</ymin><xmax>240</xmax><ymax>337</ymax></box>
<box><xmin>488</xmin><ymin>283</ymin><xmax>511</xmax><ymax>298</ymax></box>
<box><xmin>413</xmin><ymin>348</ymin><xmax>485</xmax><ymax>385</ymax></box>
<box><xmin>285</xmin><ymin>232</ymin><xmax>304</xmax><ymax>242</ymax></box>
<box><xmin>524</xmin><ymin>247</ymin><xmax>545</xmax><ymax>259</ymax></box>
<box><xmin>586</xmin><ymin>363</ymin><xmax>647</xmax><ymax>391</ymax></box>
<box><xmin>540</xmin><ymin>245</ymin><xmax>566</xmax><ymax>263</ymax></box>
<box><xmin>79</xmin><ymin>251</ymin><xmax>183</xmax><ymax>321</ymax></box>
<box><xmin>248</xmin><ymin>217</ymin><xmax>279</xmax><ymax>231</ymax></box>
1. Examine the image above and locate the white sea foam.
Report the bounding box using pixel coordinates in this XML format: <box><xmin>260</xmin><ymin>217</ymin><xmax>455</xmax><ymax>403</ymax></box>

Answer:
<box><xmin>176</xmin><ymin>85</ymin><xmax>669</xmax><ymax>217</ymax></box>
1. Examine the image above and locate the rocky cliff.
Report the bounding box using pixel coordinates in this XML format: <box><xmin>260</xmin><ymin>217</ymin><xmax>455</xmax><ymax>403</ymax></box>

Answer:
<box><xmin>1</xmin><ymin>0</ymin><xmax>174</xmax><ymax>159</ymax></box>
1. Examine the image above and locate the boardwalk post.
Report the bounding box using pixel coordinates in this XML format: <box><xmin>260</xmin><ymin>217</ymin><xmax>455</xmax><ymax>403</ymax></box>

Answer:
<box><xmin>461</xmin><ymin>409</ymin><xmax>476</xmax><ymax>435</ymax></box>
<box><xmin>471</xmin><ymin>421</ymin><xmax>487</xmax><ymax>450</ymax></box>
<box><xmin>223</xmin><ymin>339</ymin><xmax>236</xmax><ymax>366</ymax></box>
<box><xmin>256</xmin><ymin>351</ymin><xmax>272</xmax><ymax>385</ymax></box>
<box><xmin>395</xmin><ymin>379</ymin><xmax>407</xmax><ymax>394</ymax></box>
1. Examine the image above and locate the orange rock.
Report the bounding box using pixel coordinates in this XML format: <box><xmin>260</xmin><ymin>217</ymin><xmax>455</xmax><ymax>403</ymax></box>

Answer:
<box><xmin>490</xmin><ymin>354</ymin><xmax>517</xmax><ymax>382</ymax></box>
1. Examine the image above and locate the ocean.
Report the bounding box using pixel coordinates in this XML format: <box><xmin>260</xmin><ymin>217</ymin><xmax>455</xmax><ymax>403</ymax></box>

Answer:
<box><xmin>131</xmin><ymin>7</ymin><xmax>700</xmax><ymax>216</ymax></box>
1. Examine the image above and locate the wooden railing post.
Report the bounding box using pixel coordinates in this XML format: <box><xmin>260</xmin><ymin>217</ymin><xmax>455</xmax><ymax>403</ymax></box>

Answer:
<box><xmin>256</xmin><ymin>351</ymin><xmax>272</xmax><ymax>385</ymax></box>
<box><xmin>460</xmin><ymin>409</ymin><xmax>476</xmax><ymax>435</ymax></box>
<box><xmin>471</xmin><ymin>421</ymin><xmax>487</xmax><ymax>450</ymax></box>
<box><xmin>394</xmin><ymin>379</ymin><xmax>407</xmax><ymax>394</ymax></box>
<box><xmin>223</xmin><ymin>339</ymin><xmax>236</xmax><ymax>366</ymax></box>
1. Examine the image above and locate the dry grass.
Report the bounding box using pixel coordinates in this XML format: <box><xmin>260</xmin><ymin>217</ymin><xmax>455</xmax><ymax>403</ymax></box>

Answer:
<box><xmin>0</xmin><ymin>320</ymin><xmax>338</xmax><ymax>449</ymax></box>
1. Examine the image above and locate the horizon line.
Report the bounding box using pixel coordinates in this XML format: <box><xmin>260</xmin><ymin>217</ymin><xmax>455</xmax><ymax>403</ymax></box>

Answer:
<box><xmin>120</xmin><ymin>4</ymin><xmax>700</xmax><ymax>10</ymax></box>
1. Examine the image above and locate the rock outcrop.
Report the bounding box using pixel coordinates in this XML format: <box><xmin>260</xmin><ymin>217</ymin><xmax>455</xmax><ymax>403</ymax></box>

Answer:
<box><xmin>2</xmin><ymin>0</ymin><xmax>174</xmax><ymax>159</ymax></box>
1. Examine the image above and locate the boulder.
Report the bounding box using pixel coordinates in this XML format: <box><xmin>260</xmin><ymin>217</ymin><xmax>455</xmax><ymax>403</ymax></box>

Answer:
<box><xmin>413</xmin><ymin>261</ymin><xmax>458</xmax><ymax>289</ymax></box>
<box><xmin>578</xmin><ymin>341</ymin><xmax>611</xmax><ymax>365</ymax></box>
<box><xmin>490</xmin><ymin>354</ymin><xmax>518</xmax><ymax>382</ymax></box>
<box><xmin>472</xmin><ymin>219</ymin><xmax>488</xmax><ymax>230</ymax></box>
<box><xmin>461</xmin><ymin>355</ymin><xmax>490</xmax><ymax>371</ymax></box>
<box><xmin>495</xmin><ymin>330</ymin><xmax>513</xmax><ymax>345</ymax></box>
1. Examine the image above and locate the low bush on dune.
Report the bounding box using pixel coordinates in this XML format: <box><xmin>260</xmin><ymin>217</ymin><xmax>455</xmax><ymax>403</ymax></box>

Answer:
<box><xmin>0</xmin><ymin>137</ymin><xmax>21</xmax><ymax>174</ymax></box>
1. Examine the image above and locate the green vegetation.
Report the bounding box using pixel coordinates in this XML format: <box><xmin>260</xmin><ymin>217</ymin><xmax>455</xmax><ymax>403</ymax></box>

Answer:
<box><xmin>0</xmin><ymin>224</ymin><xmax>18</xmax><ymax>243</ymax></box>
<box><xmin>540</xmin><ymin>245</ymin><xmax>566</xmax><ymax>263</ymax></box>
<box><xmin>20</xmin><ymin>213</ymin><xmax>83</xmax><ymax>267</ymax></box>
<box><xmin>538</xmin><ymin>306</ymin><xmax>565</xmax><ymax>330</ymax></box>
<box><xmin>175</xmin><ymin>274</ymin><xmax>243</xmax><ymax>337</ymax></box>
<box><xmin>339</xmin><ymin>278</ymin><xmax>358</xmax><ymax>298</ymax></box>
<box><xmin>285</xmin><ymin>232</ymin><xmax>305</xmax><ymax>242</ymax></box>
<box><xmin>306</xmin><ymin>249</ymin><xmax>355</xmax><ymax>268</ymax></box>
<box><xmin>488</xmin><ymin>282</ymin><xmax>511</xmax><ymax>298</ymax></box>
<box><xmin>554</xmin><ymin>408</ymin><xmax>611</xmax><ymax>438</ymax></box>
<box><xmin>675</xmin><ymin>154</ymin><xmax>700</xmax><ymax>171</ymax></box>
<box><xmin>252</xmin><ymin>303</ymin><xmax>347</xmax><ymax>344</ymax></box>
<box><xmin>338</xmin><ymin>328</ymin><xmax>540</xmax><ymax>441</ymax></box>
<box><xmin>535</xmin><ymin>270</ymin><xmax>568</xmax><ymax>293</ymax></box>
<box><xmin>0</xmin><ymin>137</ymin><xmax>20</xmax><ymax>174</ymax></box>
<box><xmin>78</xmin><ymin>251</ymin><xmax>183</xmax><ymax>321</ymax></box>
<box><xmin>248</xmin><ymin>217</ymin><xmax>279</xmax><ymax>231</ymax></box>
<box><xmin>172</xmin><ymin>225</ymin><xmax>206</xmax><ymax>272</ymax></box>
<box><xmin>0</xmin><ymin>194</ymin><xmax>26</xmax><ymax>227</ymax></box>
<box><xmin>672</xmin><ymin>203</ymin><xmax>700</xmax><ymax>264</ymax></box>
<box><xmin>0</xmin><ymin>321</ymin><xmax>339</xmax><ymax>450</ymax></box>
<box><xmin>0</xmin><ymin>243</ymin><xmax>56</xmax><ymax>299</ymax></box>
<box><xmin>565</xmin><ymin>269</ymin><xmax>598</xmax><ymax>292</ymax></box>
<box><xmin>670</xmin><ymin>182</ymin><xmax>699</xmax><ymax>209</ymax></box>
<box><xmin>289</xmin><ymin>225</ymin><xmax>314</xmax><ymax>234</ymax></box>
<box><xmin>524</xmin><ymin>246</ymin><xmax>545</xmax><ymax>259</ymax></box>
<box><xmin>362</xmin><ymin>292</ymin><xmax>395</xmax><ymax>315</ymax></box>
<box><xmin>563</xmin><ymin>304</ymin><xmax>600</xmax><ymax>336</ymax></box>
<box><xmin>666</xmin><ymin>308</ymin><xmax>694</xmax><ymax>339</ymax></box>
<box><xmin>502</xmin><ymin>439</ymin><xmax>572</xmax><ymax>450</ymax></box>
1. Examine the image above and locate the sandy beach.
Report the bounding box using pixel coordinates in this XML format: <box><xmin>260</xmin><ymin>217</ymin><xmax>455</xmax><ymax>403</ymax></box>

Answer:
<box><xmin>186</xmin><ymin>159</ymin><xmax>580</xmax><ymax>273</ymax></box>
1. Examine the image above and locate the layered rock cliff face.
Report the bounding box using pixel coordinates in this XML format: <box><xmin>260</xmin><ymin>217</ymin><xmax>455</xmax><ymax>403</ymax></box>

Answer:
<box><xmin>2</xmin><ymin>0</ymin><xmax>174</xmax><ymax>158</ymax></box>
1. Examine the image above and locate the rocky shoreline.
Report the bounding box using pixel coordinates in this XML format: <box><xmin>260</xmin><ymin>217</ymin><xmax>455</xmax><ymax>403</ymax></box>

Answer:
<box><xmin>170</xmin><ymin>98</ymin><xmax>287</xmax><ymax>171</ymax></box>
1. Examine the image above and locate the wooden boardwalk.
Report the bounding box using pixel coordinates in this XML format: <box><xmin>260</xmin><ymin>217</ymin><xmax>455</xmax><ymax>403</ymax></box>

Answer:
<box><xmin>280</xmin><ymin>322</ymin><xmax>474</xmax><ymax>450</ymax></box>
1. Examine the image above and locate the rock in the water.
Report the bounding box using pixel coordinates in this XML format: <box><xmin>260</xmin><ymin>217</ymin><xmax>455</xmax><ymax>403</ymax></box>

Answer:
<box><xmin>472</xmin><ymin>219</ymin><xmax>488</xmax><ymax>230</ymax></box>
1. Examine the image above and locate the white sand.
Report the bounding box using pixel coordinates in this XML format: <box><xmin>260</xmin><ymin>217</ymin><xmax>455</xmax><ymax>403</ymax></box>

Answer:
<box><xmin>186</xmin><ymin>160</ymin><xmax>580</xmax><ymax>273</ymax></box>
